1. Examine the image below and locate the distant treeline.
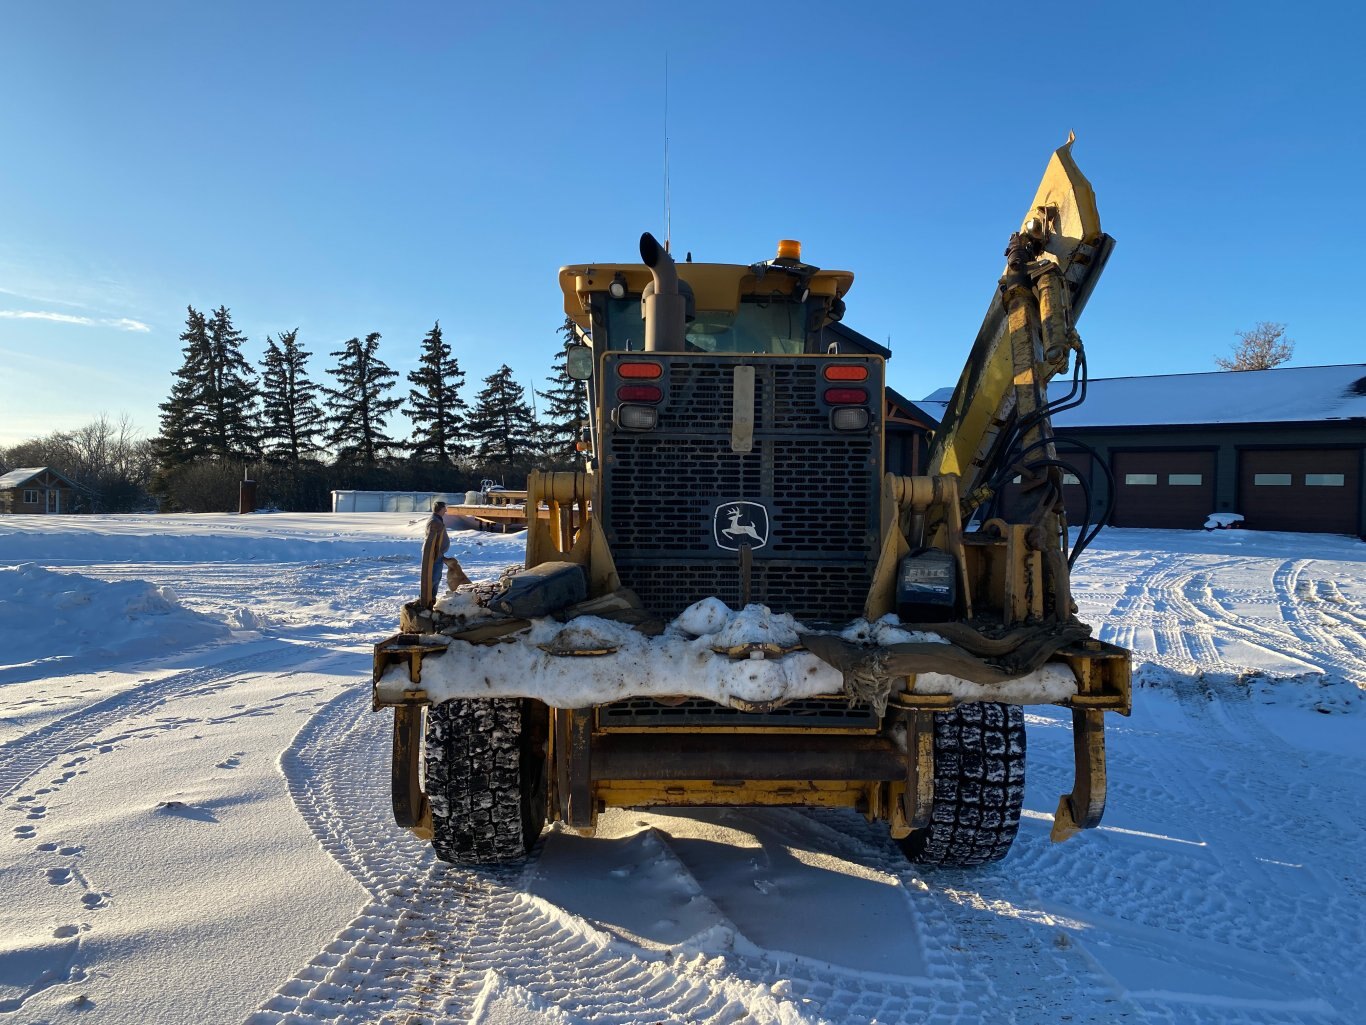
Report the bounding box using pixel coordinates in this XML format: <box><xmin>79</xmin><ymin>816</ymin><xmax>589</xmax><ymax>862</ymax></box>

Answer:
<box><xmin>1</xmin><ymin>310</ymin><xmax>586</xmax><ymax>513</ymax></box>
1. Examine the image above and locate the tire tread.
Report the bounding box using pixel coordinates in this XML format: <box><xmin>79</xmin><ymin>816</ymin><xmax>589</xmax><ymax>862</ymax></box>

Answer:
<box><xmin>425</xmin><ymin>698</ymin><xmax>543</xmax><ymax>865</ymax></box>
<box><xmin>900</xmin><ymin>701</ymin><xmax>1025</xmax><ymax>867</ymax></box>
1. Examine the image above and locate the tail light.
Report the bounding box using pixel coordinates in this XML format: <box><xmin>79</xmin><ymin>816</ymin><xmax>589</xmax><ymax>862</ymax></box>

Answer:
<box><xmin>618</xmin><ymin>384</ymin><xmax>663</xmax><ymax>403</ymax></box>
<box><xmin>619</xmin><ymin>361</ymin><xmax>663</xmax><ymax>379</ymax></box>
<box><xmin>824</xmin><ymin>364</ymin><xmax>868</xmax><ymax>382</ymax></box>
<box><xmin>824</xmin><ymin>387</ymin><xmax>868</xmax><ymax>405</ymax></box>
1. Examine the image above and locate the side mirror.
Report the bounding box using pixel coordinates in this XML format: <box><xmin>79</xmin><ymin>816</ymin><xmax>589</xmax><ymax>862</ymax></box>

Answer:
<box><xmin>566</xmin><ymin>344</ymin><xmax>593</xmax><ymax>381</ymax></box>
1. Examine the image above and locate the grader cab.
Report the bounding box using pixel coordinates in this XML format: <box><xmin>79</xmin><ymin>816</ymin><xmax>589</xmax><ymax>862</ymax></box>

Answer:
<box><xmin>374</xmin><ymin>137</ymin><xmax>1131</xmax><ymax>868</ymax></box>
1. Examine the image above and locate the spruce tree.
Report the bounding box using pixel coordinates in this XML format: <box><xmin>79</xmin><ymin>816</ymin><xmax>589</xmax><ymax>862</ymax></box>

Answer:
<box><xmin>324</xmin><ymin>332</ymin><xmax>402</xmax><ymax>466</ymax></box>
<box><xmin>155</xmin><ymin>305</ymin><xmax>214</xmax><ymax>466</ymax></box>
<box><xmin>203</xmin><ymin>305</ymin><xmax>261</xmax><ymax>459</ymax></box>
<box><xmin>466</xmin><ymin>364</ymin><xmax>539</xmax><ymax>465</ymax></box>
<box><xmin>404</xmin><ymin>321</ymin><xmax>468</xmax><ymax>464</ymax></box>
<box><xmin>259</xmin><ymin>328</ymin><xmax>326</xmax><ymax>465</ymax></box>
<box><xmin>535</xmin><ymin>317</ymin><xmax>588</xmax><ymax>461</ymax></box>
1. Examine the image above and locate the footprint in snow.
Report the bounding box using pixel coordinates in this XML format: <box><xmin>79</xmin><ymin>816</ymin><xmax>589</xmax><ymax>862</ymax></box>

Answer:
<box><xmin>37</xmin><ymin>842</ymin><xmax>82</xmax><ymax>856</ymax></box>
<box><xmin>13</xmin><ymin>824</ymin><xmax>37</xmax><ymax>839</ymax></box>
<box><xmin>82</xmin><ymin>892</ymin><xmax>112</xmax><ymax>910</ymax></box>
<box><xmin>216</xmin><ymin>753</ymin><xmax>245</xmax><ymax>770</ymax></box>
<box><xmin>46</xmin><ymin>867</ymin><xmax>74</xmax><ymax>886</ymax></box>
<box><xmin>53</xmin><ymin>924</ymin><xmax>82</xmax><ymax>939</ymax></box>
<box><xmin>154</xmin><ymin>800</ymin><xmax>218</xmax><ymax>823</ymax></box>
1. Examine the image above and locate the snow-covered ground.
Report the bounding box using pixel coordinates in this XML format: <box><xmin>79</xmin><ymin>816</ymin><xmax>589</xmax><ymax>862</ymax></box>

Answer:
<box><xmin>1</xmin><ymin>513</ymin><xmax>1362</xmax><ymax>1025</ymax></box>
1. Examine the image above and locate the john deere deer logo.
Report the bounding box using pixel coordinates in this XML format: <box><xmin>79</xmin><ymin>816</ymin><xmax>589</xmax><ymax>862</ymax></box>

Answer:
<box><xmin>714</xmin><ymin>501</ymin><xmax>770</xmax><ymax>551</ymax></box>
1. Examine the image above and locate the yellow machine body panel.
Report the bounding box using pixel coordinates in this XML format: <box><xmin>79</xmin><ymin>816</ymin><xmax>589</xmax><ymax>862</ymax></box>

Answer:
<box><xmin>558</xmin><ymin>262</ymin><xmax>855</xmax><ymax>332</ymax></box>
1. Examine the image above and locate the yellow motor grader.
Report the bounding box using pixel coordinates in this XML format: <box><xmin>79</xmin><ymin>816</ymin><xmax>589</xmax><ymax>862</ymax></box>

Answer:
<box><xmin>373</xmin><ymin>137</ymin><xmax>1130</xmax><ymax>867</ymax></box>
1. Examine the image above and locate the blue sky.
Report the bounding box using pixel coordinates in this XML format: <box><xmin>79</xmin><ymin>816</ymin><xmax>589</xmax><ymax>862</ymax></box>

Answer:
<box><xmin>2</xmin><ymin>2</ymin><xmax>1363</xmax><ymax>447</ymax></box>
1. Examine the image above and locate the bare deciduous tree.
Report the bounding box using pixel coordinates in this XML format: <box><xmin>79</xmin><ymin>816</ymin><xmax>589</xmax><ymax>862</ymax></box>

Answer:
<box><xmin>0</xmin><ymin>413</ymin><xmax>154</xmax><ymax>511</ymax></box>
<box><xmin>1215</xmin><ymin>322</ymin><xmax>1295</xmax><ymax>371</ymax></box>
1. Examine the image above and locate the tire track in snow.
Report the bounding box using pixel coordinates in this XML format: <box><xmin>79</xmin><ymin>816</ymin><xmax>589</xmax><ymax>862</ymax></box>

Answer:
<box><xmin>1315</xmin><ymin>578</ymin><xmax>1366</xmax><ymax>626</ymax></box>
<box><xmin>1094</xmin><ymin>557</ymin><xmax>1222</xmax><ymax>670</ymax></box>
<box><xmin>1132</xmin><ymin>693</ymin><xmax>1363</xmax><ymax>1021</ymax></box>
<box><xmin>268</xmin><ymin>683</ymin><xmax>1312</xmax><ymax>1024</ymax></box>
<box><xmin>0</xmin><ymin>642</ymin><xmax>334</xmax><ymax>801</ymax></box>
<box><xmin>1097</xmin><ymin>553</ymin><xmax>1351</xmax><ymax>682</ymax></box>
<box><xmin>1108</xmin><ymin>555</ymin><xmax>1366</xmax><ymax>874</ymax></box>
<box><xmin>1274</xmin><ymin>560</ymin><xmax>1366</xmax><ymax>680</ymax></box>
<box><xmin>267</xmin><ymin>689</ymin><xmax>1046</xmax><ymax>1024</ymax></box>
<box><xmin>264</xmin><ymin>662</ymin><xmax>1366</xmax><ymax>1024</ymax></box>
<box><xmin>995</xmin><ymin>708</ymin><xmax>1361</xmax><ymax>1024</ymax></box>
<box><xmin>260</xmin><ymin>687</ymin><xmax>842</xmax><ymax>1023</ymax></box>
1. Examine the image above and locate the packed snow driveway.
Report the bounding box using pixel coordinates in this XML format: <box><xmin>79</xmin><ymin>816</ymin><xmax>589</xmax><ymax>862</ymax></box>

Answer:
<box><xmin>0</xmin><ymin>515</ymin><xmax>1362</xmax><ymax>1024</ymax></box>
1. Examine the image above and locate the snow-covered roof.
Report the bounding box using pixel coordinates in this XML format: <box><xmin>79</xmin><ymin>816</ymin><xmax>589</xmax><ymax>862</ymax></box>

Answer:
<box><xmin>921</xmin><ymin>363</ymin><xmax>1366</xmax><ymax>429</ymax></box>
<box><xmin>0</xmin><ymin>466</ymin><xmax>54</xmax><ymax>489</ymax></box>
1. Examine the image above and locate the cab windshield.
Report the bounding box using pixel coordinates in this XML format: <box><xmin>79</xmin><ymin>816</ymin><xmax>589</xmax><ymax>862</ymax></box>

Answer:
<box><xmin>605</xmin><ymin>297</ymin><xmax>809</xmax><ymax>355</ymax></box>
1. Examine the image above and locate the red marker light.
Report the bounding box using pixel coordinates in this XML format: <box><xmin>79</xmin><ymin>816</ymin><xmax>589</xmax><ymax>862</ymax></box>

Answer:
<box><xmin>824</xmin><ymin>387</ymin><xmax>868</xmax><ymax>405</ymax></box>
<box><xmin>823</xmin><ymin>364</ymin><xmax>868</xmax><ymax>382</ymax></box>
<box><xmin>619</xmin><ymin>361</ymin><xmax>663</xmax><ymax>379</ymax></box>
<box><xmin>618</xmin><ymin>385</ymin><xmax>663</xmax><ymax>403</ymax></box>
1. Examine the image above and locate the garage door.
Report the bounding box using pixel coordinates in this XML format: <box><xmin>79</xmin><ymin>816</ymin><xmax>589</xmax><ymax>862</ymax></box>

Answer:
<box><xmin>1112</xmin><ymin>451</ymin><xmax>1216</xmax><ymax>529</ymax></box>
<box><xmin>1239</xmin><ymin>449</ymin><xmax>1361</xmax><ymax>534</ymax></box>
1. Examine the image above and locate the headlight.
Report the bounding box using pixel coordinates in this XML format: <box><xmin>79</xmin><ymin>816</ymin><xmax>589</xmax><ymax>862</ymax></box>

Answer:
<box><xmin>830</xmin><ymin>407</ymin><xmax>869</xmax><ymax>431</ymax></box>
<box><xmin>617</xmin><ymin>404</ymin><xmax>658</xmax><ymax>431</ymax></box>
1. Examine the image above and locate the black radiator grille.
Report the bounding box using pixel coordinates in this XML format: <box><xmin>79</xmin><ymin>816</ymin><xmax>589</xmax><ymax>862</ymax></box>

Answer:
<box><xmin>607</xmin><ymin>435</ymin><xmax>877</xmax><ymax>559</ymax></box>
<box><xmin>771</xmin><ymin>363</ymin><xmax>828</xmax><ymax>428</ymax></box>
<box><xmin>610</xmin><ymin>439</ymin><xmax>761</xmax><ymax>555</ymax></box>
<box><xmin>653</xmin><ymin>360</ymin><xmax>761</xmax><ymax>431</ymax></box>
<box><xmin>599</xmin><ymin>696</ymin><xmax>877</xmax><ymax>729</ymax></box>
<box><xmin>769</xmin><ymin>439</ymin><xmax>877</xmax><ymax>554</ymax></box>
<box><xmin>602</xmin><ymin>354</ymin><xmax>882</xmax><ymax>620</ymax></box>
<box><xmin>616</xmin><ymin>562</ymin><xmax>872</xmax><ymax>622</ymax></box>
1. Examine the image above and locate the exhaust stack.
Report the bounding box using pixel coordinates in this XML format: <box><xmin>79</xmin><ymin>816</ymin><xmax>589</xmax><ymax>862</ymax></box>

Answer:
<box><xmin>640</xmin><ymin>232</ymin><xmax>687</xmax><ymax>352</ymax></box>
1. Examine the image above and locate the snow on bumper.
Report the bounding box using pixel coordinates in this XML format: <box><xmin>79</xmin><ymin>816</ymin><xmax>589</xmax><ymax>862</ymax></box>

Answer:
<box><xmin>374</xmin><ymin>600</ymin><xmax>1079</xmax><ymax>709</ymax></box>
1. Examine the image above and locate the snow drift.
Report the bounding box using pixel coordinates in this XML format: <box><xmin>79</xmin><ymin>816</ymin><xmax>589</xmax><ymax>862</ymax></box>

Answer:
<box><xmin>0</xmin><ymin>564</ymin><xmax>231</xmax><ymax>682</ymax></box>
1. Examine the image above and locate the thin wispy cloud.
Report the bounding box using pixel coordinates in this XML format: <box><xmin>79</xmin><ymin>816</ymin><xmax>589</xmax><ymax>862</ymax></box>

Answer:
<box><xmin>106</xmin><ymin>317</ymin><xmax>152</xmax><ymax>332</ymax></box>
<box><xmin>0</xmin><ymin>310</ymin><xmax>92</xmax><ymax>325</ymax></box>
<box><xmin>0</xmin><ymin>309</ymin><xmax>150</xmax><ymax>332</ymax></box>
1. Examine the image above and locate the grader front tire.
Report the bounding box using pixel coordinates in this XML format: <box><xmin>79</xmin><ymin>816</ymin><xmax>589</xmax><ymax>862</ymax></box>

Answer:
<box><xmin>425</xmin><ymin>698</ymin><xmax>548</xmax><ymax>865</ymax></box>
<box><xmin>899</xmin><ymin>701</ymin><xmax>1026</xmax><ymax>867</ymax></box>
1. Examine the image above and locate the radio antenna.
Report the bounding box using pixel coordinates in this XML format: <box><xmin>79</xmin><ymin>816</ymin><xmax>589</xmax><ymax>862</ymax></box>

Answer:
<box><xmin>664</xmin><ymin>53</ymin><xmax>671</xmax><ymax>253</ymax></box>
